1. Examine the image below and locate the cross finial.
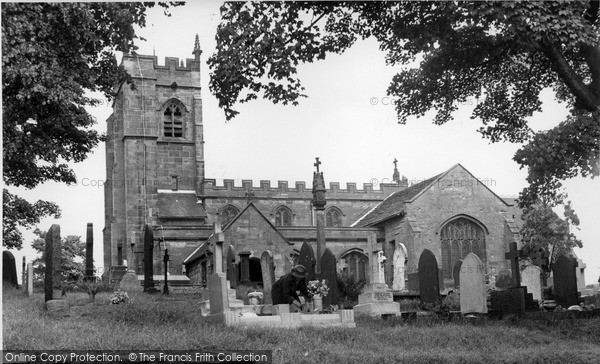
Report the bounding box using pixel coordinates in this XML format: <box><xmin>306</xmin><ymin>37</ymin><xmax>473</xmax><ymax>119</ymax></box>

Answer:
<box><xmin>393</xmin><ymin>158</ymin><xmax>398</xmax><ymax>169</ymax></box>
<box><xmin>314</xmin><ymin>157</ymin><xmax>321</xmax><ymax>173</ymax></box>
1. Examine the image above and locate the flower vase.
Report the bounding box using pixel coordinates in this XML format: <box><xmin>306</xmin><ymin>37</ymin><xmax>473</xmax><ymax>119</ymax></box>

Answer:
<box><xmin>313</xmin><ymin>294</ymin><xmax>323</xmax><ymax>312</ymax></box>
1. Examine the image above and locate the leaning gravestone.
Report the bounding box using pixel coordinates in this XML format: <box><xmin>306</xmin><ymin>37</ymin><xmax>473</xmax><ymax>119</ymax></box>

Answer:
<box><xmin>552</xmin><ymin>254</ymin><xmax>579</xmax><ymax>307</ymax></box>
<box><xmin>45</xmin><ymin>225</ymin><xmax>68</xmax><ymax>311</ymax></box>
<box><xmin>318</xmin><ymin>248</ymin><xmax>340</xmax><ymax>307</ymax></box>
<box><xmin>260</xmin><ymin>251</ymin><xmax>276</xmax><ymax>304</ymax></box>
<box><xmin>297</xmin><ymin>242</ymin><xmax>316</xmax><ymax>281</ymax></box>
<box><xmin>453</xmin><ymin>260</ymin><xmax>463</xmax><ymax>288</ymax></box>
<box><xmin>3</xmin><ymin>251</ymin><xmax>19</xmax><ymax>288</ymax></box>
<box><xmin>418</xmin><ymin>249</ymin><xmax>440</xmax><ymax>304</ymax></box>
<box><xmin>459</xmin><ymin>253</ymin><xmax>487</xmax><ymax>314</ymax></box>
<box><xmin>521</xmin><ymin>265</ymin><xmax>543</xmax><ymax>302</ymax></box>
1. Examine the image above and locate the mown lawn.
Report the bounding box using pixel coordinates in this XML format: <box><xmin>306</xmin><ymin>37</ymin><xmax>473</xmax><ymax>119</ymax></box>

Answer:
<box><xmin>3</xmin><ymin>286</ymin><xmax>600</xmax><ymax>363</ymax></box>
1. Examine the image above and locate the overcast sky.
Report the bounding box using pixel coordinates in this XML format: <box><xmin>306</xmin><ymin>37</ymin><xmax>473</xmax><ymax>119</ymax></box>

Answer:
<box><xmin>8</xmin><ymin>2</ymin><xmax>600</xmax><ymax>285</ymax></box>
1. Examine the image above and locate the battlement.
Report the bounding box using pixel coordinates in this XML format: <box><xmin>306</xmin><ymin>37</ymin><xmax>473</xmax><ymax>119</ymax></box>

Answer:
<box><xmin>119</xmin><ymin>53</ymin><xmax>201</xmax><ymax>90</ymax></box>
<box><xmin>202</xmin><ymin>178</ymin><xmax>403</xmax><ymax>200</ymax></box>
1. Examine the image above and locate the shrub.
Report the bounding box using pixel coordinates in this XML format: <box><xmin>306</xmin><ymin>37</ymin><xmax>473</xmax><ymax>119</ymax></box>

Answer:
<box><xmin>337</xmin><ymin>275</ymin><xmax>365</xmax><ymax>309</ymax></box>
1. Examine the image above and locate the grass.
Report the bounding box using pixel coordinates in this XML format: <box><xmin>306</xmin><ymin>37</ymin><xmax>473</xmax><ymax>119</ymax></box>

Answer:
<box><xmin>3</xmin><ymin>285</ymin><xmax>600</xmax><ymax>363</ymax></box>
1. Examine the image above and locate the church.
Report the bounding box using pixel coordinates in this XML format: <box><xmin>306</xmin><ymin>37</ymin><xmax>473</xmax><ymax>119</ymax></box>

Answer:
<box><xmin>103</xmin><ymin>38</ymin><xmax>524</xmax><ymax>293</ymax></box>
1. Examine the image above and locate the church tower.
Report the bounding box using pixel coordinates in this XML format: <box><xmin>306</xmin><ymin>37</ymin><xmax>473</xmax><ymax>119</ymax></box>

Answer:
<box><xmin>103</xmin><ymin>36</ymin><xmax>206</xmax><ymax>281</ymax></box>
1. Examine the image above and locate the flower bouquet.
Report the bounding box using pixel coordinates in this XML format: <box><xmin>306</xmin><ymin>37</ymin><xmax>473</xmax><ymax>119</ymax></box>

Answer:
<box><xmin>307</xmin><ymin>279</ymin><xmax>329</xmax><ymax>298</ymax></box>
<box><xmin>109</xmin><ymin>289</ymin><xmax>130</xmax><ymax>305</ymax></box>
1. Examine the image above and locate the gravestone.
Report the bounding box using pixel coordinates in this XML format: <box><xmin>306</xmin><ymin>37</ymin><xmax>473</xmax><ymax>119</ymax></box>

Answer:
<box><xmin>3</xmin><ymin>251</ymin><xmax>18</xmax><ymax>288</ymax></box>
<box><xmin>453</xmin><ymin>260</ymin><xmax>463</xmax><ymax>288</ymax></box>
<box><xmin>26</xmin><ymin>263</ymin><xmax>34</xmax><ymax>296</ymax></box>
<box><xmin>260</xmin><ymin>251</ymin><xmax>276</xmax><ymax>304</ymax></box>
<box><xmin>459</xmin><ymin>253</ymin><xmax>487</xmax><ymax>314</ymax></box>
<box><xmin>392</xmin><ymin>244</ymin><xmax>406</xmax><ymax>291</ymax></box>
<box><xmin>85</xmin><ymin>223</ymin><xmax>94</xmax><ymax>280</ymax></box>
<box><xmin>317</xmin><ymin>248</ymin><xmax>339</xmax><ymax>307</ymax></box>
<box><xmin>418</xmin><ymin>249</ymin><xmax>440</xmax><ymax>305</ymax></box>
<box><xmin>490</xmin><ymin>243</ymin><xmax>527</xmax><ymax>317</ymax></box>
<box><xmin>521</xmin><ymin>265</ymin><xmax>543</xmax><ymax>302</ymax></box>
<box><xmin>44</xmin><ymin>225</ymin><xmax>68</xmax><ymax>311</ymax></box>
<box><xmin>226</xmin><ymin>246</ymin><xmax>238</xmax><ymax>288</ymax></box>
<box><xmin>376</xmin><ymin>251</ymin><xmax>386</xmax><ymax>284</ymax></box>
<box><xmin>353</xmin><ymin>234</ymin><xmax>399</xmax><ymax>317</ymax></box>
<box><xmin>552</xmin><ymin>255</ymin><xmax>579</xmax><ymax>307</ymax></box>
<box><xmin>495</xmin><ymin>269</ymin><xmax>513</xmax><ymax>289</ymax></box>
<box><xmin>143</xmin><ymin>224</ymin><xmax>158</xmax><ymax>293</ymax></box>
<box><xmin>297</xmin><ymin>242</ymin><xmax>316</xmax><ymax>281</ymax></box>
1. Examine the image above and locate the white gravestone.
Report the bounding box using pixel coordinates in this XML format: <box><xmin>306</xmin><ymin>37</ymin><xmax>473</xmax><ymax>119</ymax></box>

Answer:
<box><xmin>459</xmin><ymin>253</ymin><xmax>488</xmax><ymax>314</ymax></box>
<box><xmin>521</xmin><ymin>265</ymin><xmax>543</xmax><ymax>302</ymax></box>
<box><xmin>392</xmin><ymin>244</ymin><xmax>407</xmax><ymax>291</ymax></box>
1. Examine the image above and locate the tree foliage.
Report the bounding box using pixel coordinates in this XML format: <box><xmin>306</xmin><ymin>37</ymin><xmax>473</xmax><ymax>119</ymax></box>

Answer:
<box><xmin>1</xmin><ymin>2</ymin><xmax>180</xmax><ymax>249</ymax></box>
<box><xmin>520</xmin><ymin>202</ymin><xmax>583</xmax><ymax>265</ymax></box>
<box><xmin>31</xmin><ymin>229</ymin><xmax>86</xmax><ymax>283</ymax></box>
<box><xmin>2</xmin><ymin>189</ymin><xmax>61</xmax><ymax>250</ymax></box>
<box><xmin>208</xmin><ymin>1</ymin><xmax>600</xmax><ymax>207</ymax></box>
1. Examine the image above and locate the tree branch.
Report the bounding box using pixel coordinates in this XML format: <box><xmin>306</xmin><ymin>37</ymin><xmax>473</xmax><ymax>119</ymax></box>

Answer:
<box><xmin>540</xmin><ymin>35</ymin><xmax>600</xmax><ymax>111</ymax></box>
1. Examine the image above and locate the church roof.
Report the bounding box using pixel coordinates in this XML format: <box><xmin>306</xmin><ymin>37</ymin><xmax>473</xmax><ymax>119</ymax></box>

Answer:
<box><xmin>223</xmin><ymin>202</ymin><xmax>291</xmax><ymax>245</ymax></box>
<box><xmin>183</xmin><ymin>242</ymin><xmax>211</xmax><ymax>266</ymax></box>
<box><xmin>157</xmin><ymin>191</ymin><xmax>206</xmax><ymax>219</ymax></box>
<box><xmin>352</xmin><ymin>173</ymin><xmax>442</xmax><ymax>227</ymax></box>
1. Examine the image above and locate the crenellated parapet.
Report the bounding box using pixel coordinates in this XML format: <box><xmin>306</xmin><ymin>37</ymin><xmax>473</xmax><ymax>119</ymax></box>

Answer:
<box><xmin>202</xmin><ymin>178</ymin><xmax>403</xmax><ymax>201</ymax></box>
<box><xmin>120</xmin><ymin>54</ymin><xmax>201</xmax><ymax>90</ymax></box>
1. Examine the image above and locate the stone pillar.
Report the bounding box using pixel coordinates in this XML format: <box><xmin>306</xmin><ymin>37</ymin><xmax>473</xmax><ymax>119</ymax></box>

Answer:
<box><xmin>45</xmin><ymin>225</ymin><xmax>69</xmax><ymax>311</ymax></box>
<box><xmin>143</xmin><ymin>225</ymin><xmax>158</xmax><ymax>293</ymax></box>
<box><xmin>26</xmin><ymin>263</ymin><xmax>33</xmax><ymax>296</ymax></box>
<box><xmin>239</xmin><ymin>252</ymin><xmax>251</xmax><ymax>284</ymax></box>
<box><xmin>311</xmin><ymin>157</ymin><xmax>326</xmax><ymax>274</ymax></box>
<box><xmin>44</xmin><ymin>225</ymin><xmax>62</xmax><ymax>301</ymax></box>
<box><xmin>22</xmin><ymin>256</ymin><xmax>26</xmax><ymax>288</ymax></box>
<box><xmin>85</xmin><ymin>223</ymin><xmax>94</xmax><ymax>280</ymax></box>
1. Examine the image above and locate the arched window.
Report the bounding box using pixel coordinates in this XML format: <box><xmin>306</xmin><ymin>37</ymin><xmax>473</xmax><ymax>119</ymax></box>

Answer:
<box><xmin>274</xmin><ymin>206</ymin><xmax>293</xmax><ymax>227</ymax></box>
<box><xmin>325</xmin><ymin>207</ymin><xmax>343</xmax><ymax>227</ymax></box>
<box><xmin>440</xmin><ymin>217</ymin><xmax>486</xmax><ymax>278</ymax></box>
<box><xmin>220</xmin><ymin>205</ymin><xmax>239</xmax><ymax>226</ymax></box>
<box><xmin>341</xmin><ymin>251</ymin><xmax>368</xmax><ymax>282</ymax></box>
<box><xmin>163</xmin><ymin>100</ymin><xmax>184</xmax><ymax>137</ymax></box>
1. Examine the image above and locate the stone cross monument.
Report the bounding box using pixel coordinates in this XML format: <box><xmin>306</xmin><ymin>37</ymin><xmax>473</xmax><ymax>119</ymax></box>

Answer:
<box><xmin>312</xmin><ymin>157</ymin><xmax>327</xmax><ymax>274</ymax></box>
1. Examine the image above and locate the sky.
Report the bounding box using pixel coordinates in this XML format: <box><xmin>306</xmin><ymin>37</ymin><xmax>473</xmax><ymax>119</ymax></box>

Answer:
<box><xmin>6</xmin><ymin>2</ymin><xmax>600</xmax><ymax>286</ymax></box>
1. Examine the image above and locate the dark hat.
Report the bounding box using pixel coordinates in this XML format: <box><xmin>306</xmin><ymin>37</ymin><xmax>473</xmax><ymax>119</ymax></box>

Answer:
<box><xmin>291</xmin><ymin>265</ymin><xmax>307</xmax><ymax>279</ymax></box>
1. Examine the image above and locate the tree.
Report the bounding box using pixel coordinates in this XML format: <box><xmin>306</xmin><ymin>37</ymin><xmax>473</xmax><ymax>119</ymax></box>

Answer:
<box><xmin>520</xmin><ymin>202</ymin><xmax>583</xmax><ymax>269</ymax></box>
<box><xmin>31</xmin><ymin>229</ymin><xmax>86</xmax><ymax>284</ymax></box>
<box><xmin>2</xmin><ymin>2</ymin><xmax>180</xmax><ymax>249</ymax></box>
<box><xmin>208</xmin><ymin>1</ymin><xmax>599</xmax><ymax>208</ymax></box>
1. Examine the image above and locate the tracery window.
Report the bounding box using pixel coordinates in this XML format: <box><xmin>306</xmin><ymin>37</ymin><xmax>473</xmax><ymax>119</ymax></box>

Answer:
<box><xmin>274</xmin><ymin>206</ymin><xmax>293</xmax><ymax>227</ymax></box>
<box><xmin>220</xmin><ymin>205</ymin><xmax>239</xmax><ymax>226</ymax></box>
<box><xmin>441</xmin><ymin>217</ymin><xmax>486</xmax><ymax>278</ymax></box>
<box><xmin>325</xmin><ymin>207</ymin><xmax>343</xmax><ymax>227</ymax></box>
<box><xmin>163</xmin><ymin>102</ymin><xmax>184</xmax><ymax>137</ymax></box>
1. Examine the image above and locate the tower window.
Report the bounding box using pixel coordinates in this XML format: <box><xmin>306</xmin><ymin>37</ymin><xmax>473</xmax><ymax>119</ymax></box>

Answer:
<box><xmin>325</xmin><ymin>207</ymin><xmax>343</xmax><ymax>227</ymax></box>
<box><xmin>163</xmin><ymin>103</ymin><xmax>183</xmax><ymax>137</ymax></box>
<box><xmin>274</xmin><ymin>206</ymin><xmax>293</xmax><ymax>227</ymax></box>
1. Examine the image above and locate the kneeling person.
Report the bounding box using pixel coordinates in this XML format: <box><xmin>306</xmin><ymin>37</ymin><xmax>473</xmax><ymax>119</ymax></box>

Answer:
<box><xmin>272</xmin><ymin>265</ymin><xmax>311</xmax><ymax>311</ymax></box>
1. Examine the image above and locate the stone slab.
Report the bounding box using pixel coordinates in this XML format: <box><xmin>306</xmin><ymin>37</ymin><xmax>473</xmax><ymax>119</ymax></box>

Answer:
<box><xmin>353</xmin><ymin>301</ymin><xmax>400</xmax><ymax>317</ymax></box>
<box><xmin>521</xmin><ymin>265</ymin><xmax>543</xmax><ymax>302</ymax></box>
<box><xmin>46</xmin><ymin>300</ymin><xmax>69</xmax><ymax>312</ymax></box>
<box><xmin>491</xmin><ymin>287</ymin><xmax>526</xmax><ymax>318</ymax></box>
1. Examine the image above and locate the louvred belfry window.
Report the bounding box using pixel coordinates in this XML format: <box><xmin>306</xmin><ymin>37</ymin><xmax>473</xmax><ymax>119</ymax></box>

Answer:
<box><xmin>164</xmin><ymin>103</ymin><xmax>183</xmax><ymax>137</ymax></box>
